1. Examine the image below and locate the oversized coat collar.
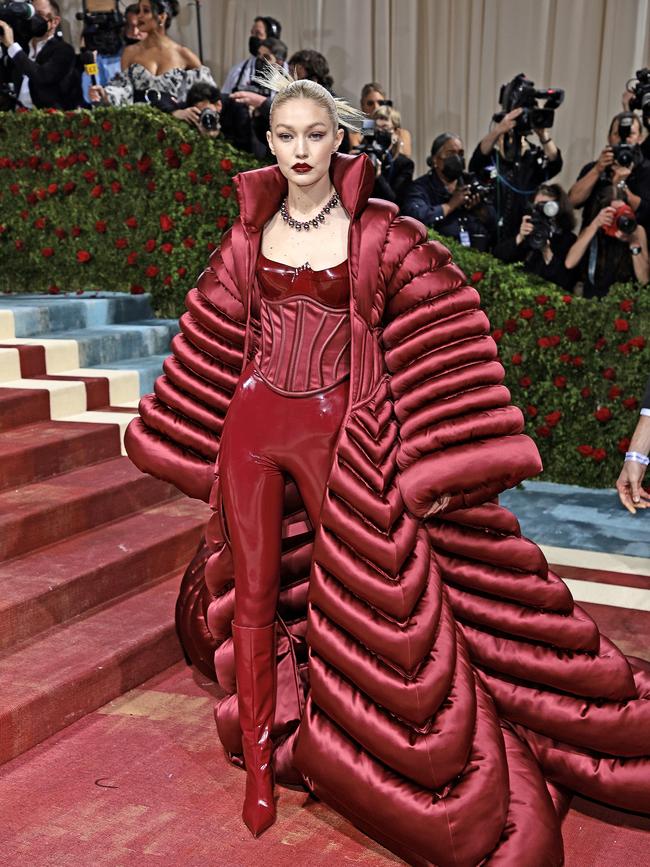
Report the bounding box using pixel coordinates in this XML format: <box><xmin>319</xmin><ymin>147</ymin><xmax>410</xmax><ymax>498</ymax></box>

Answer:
<box><xmin>232</xmin><ymin>152</ymin><xmax>376</xmax><ymax>231</ymax></box>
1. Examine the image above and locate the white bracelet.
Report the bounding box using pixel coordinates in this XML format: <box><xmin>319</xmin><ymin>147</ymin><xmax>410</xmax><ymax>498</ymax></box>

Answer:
<box><xmin>625</xmin><ymin>451</ymin><xmax>650</xmax><ymax>466</ymax></box>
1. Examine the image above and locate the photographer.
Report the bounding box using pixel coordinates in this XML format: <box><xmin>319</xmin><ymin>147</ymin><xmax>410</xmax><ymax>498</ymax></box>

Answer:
<box><xmin>569</xmin><ymin>112</ymin><xmax>650</xmax><ymax>231</ymax></box>
<box><xmin>354</xmin><ymin>106</ymin><xmax>413</xmax><ymax>205</ymax></box>
<box><xmin>221</xmin><ymin>15</ymin><xmax>282</xmax><ymax>97</ymax></box>
<box><xmin>402</xmin><ymin>133</ymin><xmax>497</xmax><ymax>251</ymax></box>
<box><xmin>172</xmin><ymin>81</ymin><xmax>221</xmax><ymax>138</ymax></box>
<box><xmin>80</xmin><ymin>4</ymin><xmax>144</xmax><ymax>106</ymax></box>
<box><xmin>469</xmin><ymin>76</ymin><xmax>563</xmax><ymax>242</ymax></box>
<box><xmin>0</xmin><ymin>0</ymin><xmax>80</xmax><ymax>110</ymax></box>
<box><xmin>348</xmin><ymin>82</ymin><xmax>413</xmax><ymax>158</ymax></box>
<box><xmin>493</xmin><ymin>184</ymin><xmax>577</xmax><ymax>289</ymax></box>
<box><xmin>622</xmin><ymin>69</ymin><xmax>650</xmax><ymax>161</ymax></box>
<box><xmin>565</xmin><ymin>186</ymin><xmax>649</xmax><ymax>297</ymax></box>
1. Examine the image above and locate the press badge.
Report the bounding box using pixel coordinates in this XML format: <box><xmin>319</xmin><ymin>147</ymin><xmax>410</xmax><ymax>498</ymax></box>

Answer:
<box><xmin>459</xmin><ymin>229</ymin><xmax>471</xmax><ymax>247</ymax></box>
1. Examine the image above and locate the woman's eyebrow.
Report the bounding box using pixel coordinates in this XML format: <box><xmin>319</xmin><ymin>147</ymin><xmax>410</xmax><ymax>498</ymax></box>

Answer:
<box><xmin>275</xmin><ymin>122</ymin><xmax>328</xmax><ymax>131</ymax></box>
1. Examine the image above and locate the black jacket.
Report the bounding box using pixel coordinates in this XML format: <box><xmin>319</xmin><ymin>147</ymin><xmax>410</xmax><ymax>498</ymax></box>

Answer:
<box><xmin>574</xmin><ymin>158</ymin><xmax>650</xmax><ymax>230</ymax></box>
<box><xmin>372</xmin><ymin>153</ymin><xmax>414</xmax><ymax>206</ymax></box>
<box><xmin>493</xmin><ymin>230</ymin><xmax>577</xmax><ymax>290</ymax></box>
<box><xmin>401</xmin><ymin>170</ymin><xmax>497</xmax><ymax>252</ymax></box>
<box><xmin>3</xmin><ymin>36</ymin><xmax>80</xmax><ymax>110</ymax></box>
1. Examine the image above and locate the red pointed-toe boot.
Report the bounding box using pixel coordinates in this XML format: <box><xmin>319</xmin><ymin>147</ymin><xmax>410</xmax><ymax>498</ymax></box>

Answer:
<box><xmin>232</xmin><ymin>621</ymin><xmax>277</xmax><ymax>837</ymax></box>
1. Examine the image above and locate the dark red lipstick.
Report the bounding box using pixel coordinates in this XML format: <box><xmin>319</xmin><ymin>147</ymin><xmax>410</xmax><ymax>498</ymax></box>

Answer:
<box><xmin>292</xmin><ymin>163</ymin><xmax>313</xmax><ymax>173</ymax></box>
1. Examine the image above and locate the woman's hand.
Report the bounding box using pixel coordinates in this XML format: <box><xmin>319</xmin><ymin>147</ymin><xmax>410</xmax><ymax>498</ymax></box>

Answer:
<box><xmin>89</xmin><ymin>84</ymin><xmax>108</xmax><ymax>104</ymax></box>
<box><xmin>592</xmin><ymin>205</ymin><xmax>616</xmax><ymax>231</ymax></box>
<box><xmin>616</xmin><ymin>461</ymin><xmax>650</xmax><ymax>513</ymax></box>
<box><xmin>172</xmin><ymin>106</ymin><xmax>201</xmax><ymax>128</ymax></box>
<box><xmin>424</xmin><ymin>495</ymin><xmax>451</xmax><ymax>517</ymax></box>
<box><xmin>231</xmin><ymin>90</ymin><xmax>267</xmax><ymax>110</ymax></box>
<box><xmin>595</xmin><ymin>146</ymin><xmax>615</xmax><ymax>175</ymax></box>
<box><xmin>516</xmin><ymin>214</ymin><xmax>534</xmax><ymax>245</ymax></box>
<box><xmin>496</xmin><ymin>107</ymin><xmax>523</xmax><ymax>136</ymax></box>
<box><xmin>0</xmin><ymin>21</ymin><xmax>15</xmax><ymax>48</ymax></box>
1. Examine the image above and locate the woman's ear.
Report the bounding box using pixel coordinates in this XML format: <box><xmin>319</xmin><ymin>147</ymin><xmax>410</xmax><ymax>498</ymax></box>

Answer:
<box><xmin>266</xmin><ymin>129</ymin><xmax>275</xmax><ymax>155</ymax></box>
<box><xmin>332</xmin><ymin>127</ymin><xmax>344</xmax><ymax>152</ymax></box>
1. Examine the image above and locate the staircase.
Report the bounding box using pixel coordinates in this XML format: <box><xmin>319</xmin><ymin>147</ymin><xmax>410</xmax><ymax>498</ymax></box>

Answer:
<box><xmin>0</xmin><ymin>292</ymin><xmax>209</xmax><ymax>766</ymax></box>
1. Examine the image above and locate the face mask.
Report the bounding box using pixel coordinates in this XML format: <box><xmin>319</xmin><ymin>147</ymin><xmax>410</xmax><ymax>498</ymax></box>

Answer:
<box><xmin>441</xmin><ymin>154</ymin><xmax>465</xmax><ymax>182</ymax></box>
<box><xmin>249</xmin><ymin>36</ymin><xmax>263</xmax><ymax>56</ymax></box>
<box><xmin>375</xmin><ymin>129</ymin><xmax>393</xmax><ymax>150</ymax></box>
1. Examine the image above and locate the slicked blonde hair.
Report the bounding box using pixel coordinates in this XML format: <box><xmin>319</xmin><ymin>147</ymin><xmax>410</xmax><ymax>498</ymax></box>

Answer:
<box><xmin>252</xmin><ymin>60</ymin><xmax>366</xmax><ymax>132</ymax></box>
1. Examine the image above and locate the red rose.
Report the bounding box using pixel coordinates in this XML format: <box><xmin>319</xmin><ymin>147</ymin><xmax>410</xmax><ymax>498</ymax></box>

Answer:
<box><xmin>193</xmin><ymin>203</ymin><xmax>203</xmax><ymax>214</ymax></box>
<box><xmin>580</xmin><ymin>387</ymin><xmax>591</xmax><ymax>399</ymax></box>
<box><xmin>111</xmin><ymin>181</ymin><xmax>122</xmax><ymax>194</ymax></box>
<box><xmin>145</xmin><ymin>265</ymin><xmax>159</xmax><ymax>278</ymax></box>
<box><xmin>160</xmin><ymin>214</ymin><xmax>174</xmax><ymax>232</ymax></box>
<box><xmin>549</xmin><ymin>335</ymin><xmax>561</xmax><ymax>346</ymax></box>
<box><xmin>220</xmin><ymin>184</ymin><xmax>232</xmax><ymax>198</ymax></box>
<box><xmin>103</xmin><ymin>157</ymin><xmax>118</xmax><ymax>170</ymax></box>
<box><xmin>520</xmin><ymin>308</ymin><xmax>534</xmax><ymax>320</ymax></box>
<box><xmin>594</xmin><ymin>407</ymin><xmax>612</xmax><ymax>422</ymax></box>
<box><xmin>95</xmin><ymin>220</ymin><xmax>107</xmax><ymax>233</ymax></box>
<box><xmin>629</xmin><ymin>335</ymin><xmax>646</xmax><ymax>349</ymax></box>
<box><xmin>130</xmin><ymin>284</ymin><xmax>145</xmax><ymax>294</ymax></box>
<box><xmin>76</xmin><ymin>249</ymin><xmax>92</xmax><ymax>263</ymax></box>
<box><xmin>608</xmin><ymin>385</ymin><xmax>622</xmax><ymax>399</ymax></box>
<box><xmin>36</xmin><ymin>188</ymin><xmax>47</xmax><ymax>201</ymax></box>
<box><xmin>183</xmin><ymin>205</ymin><xmax>194</xmax><ymax>216</ymax></box>
<box><xmin>64</xmin><ymin>129</ymin><xmax>73</xmax><ymax>139</ymax></box>
<box><xmin>56</xmin><ymin>156</ymin><xmax>67</xmax><ymax>169</ymax></box>
<box><xmin>47</xmin><ymin>183</ymin><xmax>58</xmax><ymax>195</ymax></box>
<box><xmin>83</xmin><ymin>169</ymin><xmax>97</xmax><ymax>183</ymax></box>
<box><xmin>619</xmin><ymin>299</ymin><xmax>634</xmax><ymax>312</ymax></box>
<box><xmin>180</xmin><ymin>142</ymin><xmax>193</xmax><ymax>155</ymax></box>
<box><xmin>618</xmin><ymin>341</ymin><xmax>631</xmax><ymax>355</ymax></box>
<box><xmin>80</xmin><ymin>114</ymin><xmax>91</xmax><ymax>127</ymax></box>
<box><xmin>10</xmin><ymin>183</ymin><xmax>19</xmax><ymax>194</ymax></box>
<box><xmin>553</xmin><ymin>375</ymin><xmax>567</xmax><ymax>389</ymax></box>
<box><xmin>161</xmin><ymin>242</ymin><xmax>173</xmax><ymax>254</ymax></box>
<box><xmin>48</xmin><ymin>284</ymin><xmax>60</xmax><ymax>295</ymax></box>
<box><xmin>144</xmin><ymin>238</ymin><xmax>156</xmax><ymax>253</ymax></box>
<box><xmin>183</xmin><ymin>237</ymin><xmax>195</xmax><ymax>249</ymax></box>
<box><xmin>614</xmin><ymin>318</ymin><xmax>629</xmax><ymax>332</ymax></box>
<box><xmin>220</xmin><ymin>157</ymin><xmax>233</xmax><ymax>172</ymax></box>
<box><xmin>537</xmin><ymin>337</ymin><xmax>551</xmax><ymax>348</ymax></box>
<box><xmin>177</xmin><ymin>266</ymin><xmax>187</xmax><ymax>277</ymax></box>
<box><xmin>618</xmin><ymin>437</ymin><xmax>631</xmax><ymax>454</ymax></box>
<box><xmin>114</xmin><ymin>237</ymin><xmax>128</xmax><ymax>249</ymax></box>
<box><xmin>54</xmin><ymin>227</ymin><xmax>67</xmax><ymax>240</ymax></box>
<box><xmin>174</xmin><ymin>191</ymin><xmax>187</xmax><ymax>202</ymax></box>
<box><xmin>20</xmin><ymin>210</ymin><xmax>29</xmax><ymax>220</ymax></box>
<box><xmin>117</xmin><ymin>144</ymin><xmax>128</xmax><ymax>156</ymax></box>
<box><xmin>559</xmin><ymin>352</ymin><xmax>570</xmax><ymax>363</ymax></box>
<box><xmin>543</xmin><ymin>308</ymin><xmax>556</xmax><ymax>321</ymax></box>
<box><xmin>125</xmin><ymin>216</ymin><xmax>138</xmax><ymax>229</ymax></box>
<box><xmin>77</xmin><ymin>151</ymin><xmax>89</xmax><ymax>162</ymax></box>
<box><xmin>592</xmin><ymin>448</ymin><xmax>607</xmax><ymax>463</ymax></box>
<box><xmin>90</xmin><ymin>135</ymin><xmax>102</xmax><ymax>148</ymax></box>
<box><xmin>137</xmin><ymin>155</ymin><xmax>152</xmax><ymax>174</ymax></box>
<box><xmin>206</xmin><ymin>241</ymin><xmax>217</xmax><ymax>252</ymax></box>
<box><xmin>41</xmin><ymin>247</ymin><xmax>54</xmax><ymax>258</ymax></box>
<box><xmin>14</xmin><ymin>239</ymin><xmax>24</xmax><ymax>251</ymax></box>
<box><xmin>63</xmin><ymin>181</ymin><xmax>76</xmax><ymax>194</ymax></box>
<box><xmin>519</xmin><ymin>375</ymin><xmax>532</xmax><ymax>388</ymax></box>
<box><xmin>577</xmin><ymin>445</ymin><xmax>594</xmax><ymax>457</ymax></box>
<box><xmin>31</xmin><ymin>128</ymin><xmax>41</xmax><ymax>142</ymax></box>
<box><xmin>602</xmin><ymin>368</ymin><xmax>616</xmax><ymax>380</ymax></box>
<box><xmin>535</xmin><ymin>294</ymin><xmax>549</xmax><ymax>305</ymax></box>
<box><xmin>511</xmin><ymin>352</ymin><xmax>522</xmax><ymax>365</ymax></box>
<box><xmin>188</xmin><ymin>170</ymin><xmax>198</xmax><ymax>184</ymax></box>
<box><xmin>537</xmin><ymin>425</ymin><xmax>551</xmax><ymax>438</ymax></box>
<box><xmin>526</xmin><ymin>405</ymin><xmax>538</xmax><ymax>418</ymax></box>
<box><xmin>571</xmin><ymin>356</ymin><xmax>584</xmax><ymax>367</ymax></box>
<box><xmin>492</xmin><ymin>329</ymin><xmax>504</xmax><ymax>343</ymax></box>
<box><xmin>90</xmin><ymin>185</ymin><xmax>104</xmax><ymax>198</ymax></box>
<box><xmin>123</xmin><ymin>162</ymin><xmax>133</xmax><ymax>171</ymax></box>
<box><xmin>26</xmin><ymin>193</ymin><xmax>37</xmax><ymax>204</ymax></box>
<box><xmin>623</xmin><ymin>397</ymin><xmax>638</xmax><ymax>411</ymax></box>
<box><xmin>34</xmin><ymin>217</ymin><xmax>46</xmax><ymax>229</ymax></box>
<box><xmin>163</xmin><ymin>275</ymin><xmax>173</xmax><ymax>286</ymax></box>
<box><xmin>545</xmin><ymin>410</ymin><xmax>562</xmax><ymax>427</ymax></box>
<box><xmin>165</xmin><ymin>149</ymin><xmax>180</xmax><ymax>168</ymax></box>
<box><xmin>594</xmin><ymin>337</ymin><xmax>607</xmax><ymax>350</ymax></box>
<box><xmin>127</xmin><ymin>251</ymin><xmax>138</xmax><ymax>265</ymax></box>
<box><xmin>47</xmin><ymin>131</ymin><xmax>61</xmax><ymax>143</ymax></box>
<box><xmin>101</xmin><ymin>119</ymin><xmax>112</xmax><ymax>132</ymax></box>
<box><xmin>71</xmin><ymin>226</ymin><xmax>81</xmax><ymax>237</ymax></box>
<box><xmin>470</xmin><ymin>271</ymin><xmax>484</xmax><ymax>284</ymax></box>
<box><xmin>565</xmin><ymin>326</ymin><xmax>582</xmax><ymax>342</ymax></box>
<box><xmin>504</xmin><ymin>318</ymin><xmax>517</xmax><ymax>333</ymax></box>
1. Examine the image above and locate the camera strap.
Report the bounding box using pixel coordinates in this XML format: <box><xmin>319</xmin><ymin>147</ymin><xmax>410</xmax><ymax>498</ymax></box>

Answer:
<box><xmin>588</xmin><ymin>235</ymin><xmax>598</xmax><ymax>287</ymax></box>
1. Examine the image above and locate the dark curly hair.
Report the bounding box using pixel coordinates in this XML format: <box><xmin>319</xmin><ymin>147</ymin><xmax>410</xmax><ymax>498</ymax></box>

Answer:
<box><xmin>288</xmin><ymin>50</ymin><xmax>334</xmax><ymax>92</ymax></box>
<box><xmin>150</xmin><ymin>0</ymin><xmax>179</xmax><ymax>29</ymax></box>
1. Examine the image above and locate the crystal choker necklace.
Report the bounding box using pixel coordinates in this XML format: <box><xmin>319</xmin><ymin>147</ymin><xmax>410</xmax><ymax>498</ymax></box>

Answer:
<box><xmin>280</xmin><ymin>191</ymin><xmax>340</xmax><ymax>231</ymax></box>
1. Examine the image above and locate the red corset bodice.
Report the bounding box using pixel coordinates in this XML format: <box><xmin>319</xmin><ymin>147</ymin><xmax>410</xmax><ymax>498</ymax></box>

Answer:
<box><xmin>254</xmin><ymin>254</ymin><xmax>351</xmax><ymax>395</ymax></box>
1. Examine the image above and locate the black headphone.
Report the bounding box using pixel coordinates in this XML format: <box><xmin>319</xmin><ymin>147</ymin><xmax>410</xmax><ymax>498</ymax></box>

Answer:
<box><xmin>260</xmin><ymin>16</ymin><xmax>281</xmax><ymax>38</ymax></box>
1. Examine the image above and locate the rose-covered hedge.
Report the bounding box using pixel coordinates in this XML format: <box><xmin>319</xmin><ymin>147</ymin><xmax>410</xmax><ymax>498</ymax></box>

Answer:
<box><xmin>434</xmin><ymin>233</ymin><xmax>649</xmax><ymax>488</ymax></box>
<box><xmin>0</xmin><ymin>105</ymin><xmax>259</xmax><ymax>317</ymax></box>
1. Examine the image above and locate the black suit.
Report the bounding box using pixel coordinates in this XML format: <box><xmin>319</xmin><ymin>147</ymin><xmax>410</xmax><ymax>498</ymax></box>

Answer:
<box><xmin>4</xmin><ymin>36</ymin><xmax>80</xmax><ymax>110</ymax></box>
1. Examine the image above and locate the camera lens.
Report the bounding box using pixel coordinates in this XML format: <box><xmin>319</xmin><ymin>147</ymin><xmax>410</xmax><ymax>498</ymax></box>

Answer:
<box><xmin>617</xmin><ymin>214</ymin><xmax>637</xmax><ymax>235</ymax></box>
<box><xmin>542</xmin><ymin>200</ymin><xmax>559</xmax><ymax>217</ymax></box>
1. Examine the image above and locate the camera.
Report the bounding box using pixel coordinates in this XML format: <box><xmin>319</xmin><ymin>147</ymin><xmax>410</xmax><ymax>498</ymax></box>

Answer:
<box><xmin>493</xmin><ymin>73</ymin><xmax>564</xmax><ymax>136</ymax></box>
<box><xmin>602</xmin><ymin>201</ymin><xmax>637</xmax><ymax>238</ymax></box>
<box><xmin>0</xmin><ymin>1</ymin><xmax>47</xmax><ymax>41</ymax></box>
<box><xmin>464</xmin><ymin>168</ymin><xmax>497</xmax><ymax>205</ymax></box>
<box><xmin>611</xmin><ymin>113</ymin><xmax>642</xmax><ymax>168</ymax></box>
<box><xmin>525</xmin><ymin>200</ymin><xmax>559</xmax><ymax>250</ymax></box>
<box><xmin>627</xmin><ymin>68</ymin><xmax>650</xmax><ymax>130</ymax></box>
<box><xmin>143</xmin><ymin>88</ymin><xmax>178</xmax><ymax>112</ymax></box>
<box><xmin>75</xmin><ymin>0</ymin><xmax>123</xmax><ymax>56</ymax></box>
<box><xmin>351</xmin><ymin>119</ymin><xmax>392</xmax><ymax>168</ymax></box>
<box><xmin>199</xmin><ymin>106</ymin><xmax>220</xmax><ymax>132</ymax></box>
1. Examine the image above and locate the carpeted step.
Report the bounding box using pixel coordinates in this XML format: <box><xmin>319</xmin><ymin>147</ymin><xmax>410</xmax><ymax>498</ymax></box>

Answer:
<box><xmin>0</xmin><ymin>570</ymin><xmax>185</xmax><ymax>766</ymax></box>
<box><xmin>0</xmin><ymin>293</ymin><xmax>155</xmax><ymax>337</ymax></box>
<box><xmin>0</xmin><ymin>387</ymin><xmax>50</xmax><ymax>432</ymax></box>
<box><xmin>0</xmin><ymin>420</ymin><xmax>121</xmax><ymax>492</ymax></box>
<box><xmin>0</xmin><ymin>497</ymin><xmax>208</xmax><ymax>651</ymax></box>
<box><xmin>0</xmin><ymin>456</ymin><xmax>178</xmax><ymax>561</ymax></box>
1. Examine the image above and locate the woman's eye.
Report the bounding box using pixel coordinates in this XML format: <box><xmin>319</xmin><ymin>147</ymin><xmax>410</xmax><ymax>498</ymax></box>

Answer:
<box><xmin>279</xmin><ymin>134</ymin><xmax>292</xmax><ymax>141</ymax></box>
<box><xmin>310</xmin><ymin>133</ymin><xmax>324</xmax><ymax>140</ymax></box>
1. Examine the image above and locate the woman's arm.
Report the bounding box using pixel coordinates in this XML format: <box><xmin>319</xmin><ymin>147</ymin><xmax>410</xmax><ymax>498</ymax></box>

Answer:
<box><xmin>627</xmin><ymin>224</ymin><xmax>650</xmax><ymax>285</ymax></box>
<box><xmin>568</xmin><ymin>149</ymin><xmax>613</xmax><ymax>206</ymax></box>
<box><xmin>180</xmin><ymin>45</ymin><xmax>202</xmax><ymax>70</ymax></box>
<box><xmin>564</xmin><ymin>207</ymin><xmax>613</xmax><ymax>269</ymax></box>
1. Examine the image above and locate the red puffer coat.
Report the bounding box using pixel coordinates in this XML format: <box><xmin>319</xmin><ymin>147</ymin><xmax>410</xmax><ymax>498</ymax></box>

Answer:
<box><xmin>125</xmin><ymin>153</ymin><xmax>650</xmax><ymax>867</ymax></box>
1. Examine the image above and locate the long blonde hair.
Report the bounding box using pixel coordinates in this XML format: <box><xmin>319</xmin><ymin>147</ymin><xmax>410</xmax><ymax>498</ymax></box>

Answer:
<box><xmin>252</xmin><ymin>61</ymin><xmax>366</xmax><ymax>132</ymax></box>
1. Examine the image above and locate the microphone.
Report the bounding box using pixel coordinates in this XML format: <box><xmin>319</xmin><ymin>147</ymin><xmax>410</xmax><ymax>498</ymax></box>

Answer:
<box><xmin>81</xmin><ymin>49</ymin><xmax>98</xmax><ymax>88</ymax></box>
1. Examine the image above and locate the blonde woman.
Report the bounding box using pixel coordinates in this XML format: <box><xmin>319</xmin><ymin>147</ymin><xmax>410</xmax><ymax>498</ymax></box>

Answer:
<box><xmin>127</xmin><ymin>63</ymin><xmax>650</xmax><ymax>865</ymax></box>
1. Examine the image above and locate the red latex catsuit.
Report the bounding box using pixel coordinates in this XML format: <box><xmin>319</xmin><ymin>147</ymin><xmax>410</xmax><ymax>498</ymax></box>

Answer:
<box><xmin>218</xmin><ymin>253</ymin><xmax>351</xmax><ymax>834</ymax></box>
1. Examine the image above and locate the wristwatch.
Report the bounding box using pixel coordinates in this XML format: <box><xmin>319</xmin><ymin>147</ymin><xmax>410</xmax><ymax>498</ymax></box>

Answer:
<box><xmin>617</xmin><ymin>180</ymin><xmax>628</xmax><ymax>192</ymax></box>
<box><xmin>630</xmin><ymin>244</ymin><xmax>642</xmax><ymax>256</ymax></box>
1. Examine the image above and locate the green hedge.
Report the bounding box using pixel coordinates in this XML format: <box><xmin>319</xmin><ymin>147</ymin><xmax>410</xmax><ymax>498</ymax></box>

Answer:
<box><xmin>0</xmin><ymin>106</ymin><xmax>259</xmax><ymax>318</ymax></box>
<box><xmin>435</xmin><ymin>234</ymin><xmax>649</xmax><ymax>487</ymax></box>
<box><xmin>1</xmin><ymin>108</ymin><xmax>647</xmax><ymax>486</ymax></box>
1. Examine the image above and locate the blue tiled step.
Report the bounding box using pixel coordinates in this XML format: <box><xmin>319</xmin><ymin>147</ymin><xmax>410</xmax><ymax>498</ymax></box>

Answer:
<box><xmin>93</xmin><ymin>354</ymin><xmax>170</xmax><ymax>398</ymax></box>
<box><xmin>0</xmin><ymin>293</ymin><xmax>155</xmax><ymax>337</ymax></box>
<box><xmin>41</xmin><ymin>320</ymin><xmax>179</xmax><ymax>367</ymax></box>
